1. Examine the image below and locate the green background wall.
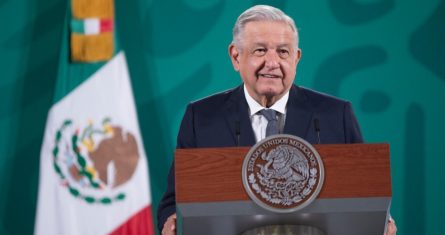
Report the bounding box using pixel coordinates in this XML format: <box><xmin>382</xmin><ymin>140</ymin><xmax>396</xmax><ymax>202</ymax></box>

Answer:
<box><xmin>1</xmin><ymin>0</ymin><xmax>444</xmax><ymax>234</ymax></box>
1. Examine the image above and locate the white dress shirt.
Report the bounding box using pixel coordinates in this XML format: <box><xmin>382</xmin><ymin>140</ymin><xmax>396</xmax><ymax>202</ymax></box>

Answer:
<box><xmin>244</xmin><ymin>85</ymin><xmax>289</xmax><ymax>142</ymax></box>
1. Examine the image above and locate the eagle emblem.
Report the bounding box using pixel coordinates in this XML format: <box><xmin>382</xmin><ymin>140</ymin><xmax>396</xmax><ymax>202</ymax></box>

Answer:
<box><xmin>242</xmin><ymin>135</ymin><xmax>324</xmax><ymax>213</ymax></box>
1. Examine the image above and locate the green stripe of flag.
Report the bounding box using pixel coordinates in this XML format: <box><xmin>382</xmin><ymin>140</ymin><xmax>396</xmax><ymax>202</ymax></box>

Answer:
<box><xmin>71</xmin><ymin>19</ymin><xmax>85</xmax><ymax>34</ymax></box>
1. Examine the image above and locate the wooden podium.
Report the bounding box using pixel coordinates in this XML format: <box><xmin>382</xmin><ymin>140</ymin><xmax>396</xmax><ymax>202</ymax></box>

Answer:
<box><xmin>175</xmin><ymin>143</ymin><xmax>392</xmax><ymax>235</ymax></box>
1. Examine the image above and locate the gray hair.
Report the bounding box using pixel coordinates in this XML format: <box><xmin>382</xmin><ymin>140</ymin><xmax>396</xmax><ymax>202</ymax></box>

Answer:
<box><xmin>232</xmin><ymin>5</ymin><xmax>299</xmax><ymax>49</ymax></box>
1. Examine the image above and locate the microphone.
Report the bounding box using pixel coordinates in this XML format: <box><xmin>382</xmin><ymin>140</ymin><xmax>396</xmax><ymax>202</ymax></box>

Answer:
<box><xmin>235</xmin><ymin>121</ymin><xmax>241</xmax><ymax>146</ymax></box>
<box><xmin>314</xmin><ymin>118</ymin><xmax>321</xmax><ymax>144</ymax></box>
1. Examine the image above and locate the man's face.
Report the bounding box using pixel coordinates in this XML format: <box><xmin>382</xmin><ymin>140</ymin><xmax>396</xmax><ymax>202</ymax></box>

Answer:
<box><xmin>229</xmin><ymin>21</ymin><xmax>301</xmax><ymax>106</ymax></box>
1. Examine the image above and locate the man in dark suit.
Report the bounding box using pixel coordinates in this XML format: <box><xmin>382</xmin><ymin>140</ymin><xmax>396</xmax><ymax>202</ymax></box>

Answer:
<box><xmin>158</xmin><ymin>5</ymin><xmax>396</xmax><ymax>235</ymax></box>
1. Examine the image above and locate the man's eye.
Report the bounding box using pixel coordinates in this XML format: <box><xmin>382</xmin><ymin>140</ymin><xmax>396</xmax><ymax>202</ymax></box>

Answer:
<box><xmin>278</xmin><ymin>49</ymin><xmax>290</xmax><ymax>58</ymax></box>
<box><xmin>253</xmin><ymin>48</ymin><xmax>266</xmax><ymax>56</ymax></box>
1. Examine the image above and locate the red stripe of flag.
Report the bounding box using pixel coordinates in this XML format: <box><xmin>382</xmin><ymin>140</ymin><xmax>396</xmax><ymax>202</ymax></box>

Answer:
<box><xmin>100</xmin><ymin>19</ymin><xmax>114</xmax><ymax>33</ymax></box>
<box><xmin>109</xmin><ymin>206</ymin><xmax>155</xmax><ymax>235</ymax></box>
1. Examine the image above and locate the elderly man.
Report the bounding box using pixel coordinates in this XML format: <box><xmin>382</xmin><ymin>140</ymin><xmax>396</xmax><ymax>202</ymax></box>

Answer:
<box><xmin>157</xmin><ymin>5</ymin><xmax>396</xmax><ymax>235</ymax></box>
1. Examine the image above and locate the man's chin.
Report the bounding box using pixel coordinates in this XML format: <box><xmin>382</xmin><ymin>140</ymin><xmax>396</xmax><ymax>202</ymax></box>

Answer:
<box><xmin>259</xmin><ymin>90</ymin><xmax>283</xmax><ymax>100</ymax></box>
<box><xmin>258</xmin><ymin>85</ymin><xmax>284</xmax><ymax>95</ymax></box>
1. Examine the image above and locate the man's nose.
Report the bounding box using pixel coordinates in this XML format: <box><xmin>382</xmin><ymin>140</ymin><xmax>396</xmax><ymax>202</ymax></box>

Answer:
<box><xmin>264</xmin><ymin>51</ymin><xmax>280</xmax><ymax>69</ymax></box>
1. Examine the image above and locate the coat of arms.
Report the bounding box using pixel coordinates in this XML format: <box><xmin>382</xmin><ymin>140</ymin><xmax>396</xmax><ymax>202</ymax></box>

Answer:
<box><xmin>242</xmin><ymin>135</ymin><xmax>324</xmax><ymax>213</ymax></box>
<box><xmin>52</xmin><ymin>118</ymin><xmax>140</xmax><ymax>204</ymax></box>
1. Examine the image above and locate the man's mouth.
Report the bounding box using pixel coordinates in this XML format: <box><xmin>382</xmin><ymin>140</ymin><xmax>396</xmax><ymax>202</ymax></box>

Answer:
<box><xmin>258</xmin><ymin>73</ymin><xmax>282</xmax><ymax>79</ymax></box>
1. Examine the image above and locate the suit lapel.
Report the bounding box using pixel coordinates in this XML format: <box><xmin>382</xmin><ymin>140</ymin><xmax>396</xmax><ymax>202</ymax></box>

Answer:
<box><xmin>224</xmin><ymin>86</ymin><xmax>256</xmax><ymax>147</ymax></box>
<box><xmin>283</xmin><ymin>85</ymin><xmax>314</xmax><ymax>139</ymax></box>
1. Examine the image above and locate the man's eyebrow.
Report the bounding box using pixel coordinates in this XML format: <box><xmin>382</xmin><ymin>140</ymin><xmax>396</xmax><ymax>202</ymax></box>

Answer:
<box><xmin>277</xmin><ymin>43</ymin><xmax>292</xmax><ymax>48</ymax></box>
<box><xmin>251</xmin><ymin>42</ymin><xmax>267</xmax><ymax>47</ymax></box>
<box><xmin>250</xmin><ymin>42</ymin><xmax>292</xmax><ymax>48</ymax></box>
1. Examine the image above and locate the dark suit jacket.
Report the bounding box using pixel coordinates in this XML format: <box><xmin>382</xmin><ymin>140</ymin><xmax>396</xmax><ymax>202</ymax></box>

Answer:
<box><xmin>157</xmin><ymin>84</ymin><xmax>363</xmax><ymax>231</ymax></box>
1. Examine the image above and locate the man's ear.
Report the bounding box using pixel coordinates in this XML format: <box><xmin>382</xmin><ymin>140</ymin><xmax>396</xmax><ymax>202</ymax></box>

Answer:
<box><xmin>229</xmin><ymin>44</ymin><xmax>240</xmax><ymax>71</ymax></box>
<box><xmin>294</xmin><ymin>48</ymin><xmax>302</xmax><ymax>65</ymax></box>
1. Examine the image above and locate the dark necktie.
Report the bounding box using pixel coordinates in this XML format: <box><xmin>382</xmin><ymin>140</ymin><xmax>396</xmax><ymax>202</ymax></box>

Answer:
<box><xmin>260</xmin><ymin>109</ymin><xmax>279</xmax><ymax>137</ymax></box>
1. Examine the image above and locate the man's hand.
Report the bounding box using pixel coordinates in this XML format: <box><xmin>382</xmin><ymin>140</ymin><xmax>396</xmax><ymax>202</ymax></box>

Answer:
<box><xmin>162</xmin><ymin>213</ymin><xmax>177</xmax><ymax>235</ymax></box>
<box><xmin>385</xmin><ymin>216</ymin><xmax>397</xmax><ymax>235</ymax></box>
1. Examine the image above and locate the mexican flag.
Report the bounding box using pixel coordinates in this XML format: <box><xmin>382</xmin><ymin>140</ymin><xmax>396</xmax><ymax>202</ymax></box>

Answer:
<box><xmin>34</xmin><ymin>0</ymin><xmax>154</xmax><ymax>234</ymax></box>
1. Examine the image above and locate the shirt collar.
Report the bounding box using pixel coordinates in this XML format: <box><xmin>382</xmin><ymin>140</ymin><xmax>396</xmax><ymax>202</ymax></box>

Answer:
<box><xmin>243</xmin><ymin>85</ymin><xmax>289</xmax><ymax>116</ymax></box>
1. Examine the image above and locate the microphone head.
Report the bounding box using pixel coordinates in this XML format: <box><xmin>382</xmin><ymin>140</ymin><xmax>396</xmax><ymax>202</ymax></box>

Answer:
<box><xmin>314</xmin><ymin>118</ymin><xmax>320</xmax><ymax>132</ymax></box>
<box><xmin>235</xmin><ymin>121</ymin><xmax>241</xmax><ymax>135</ymax></box>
